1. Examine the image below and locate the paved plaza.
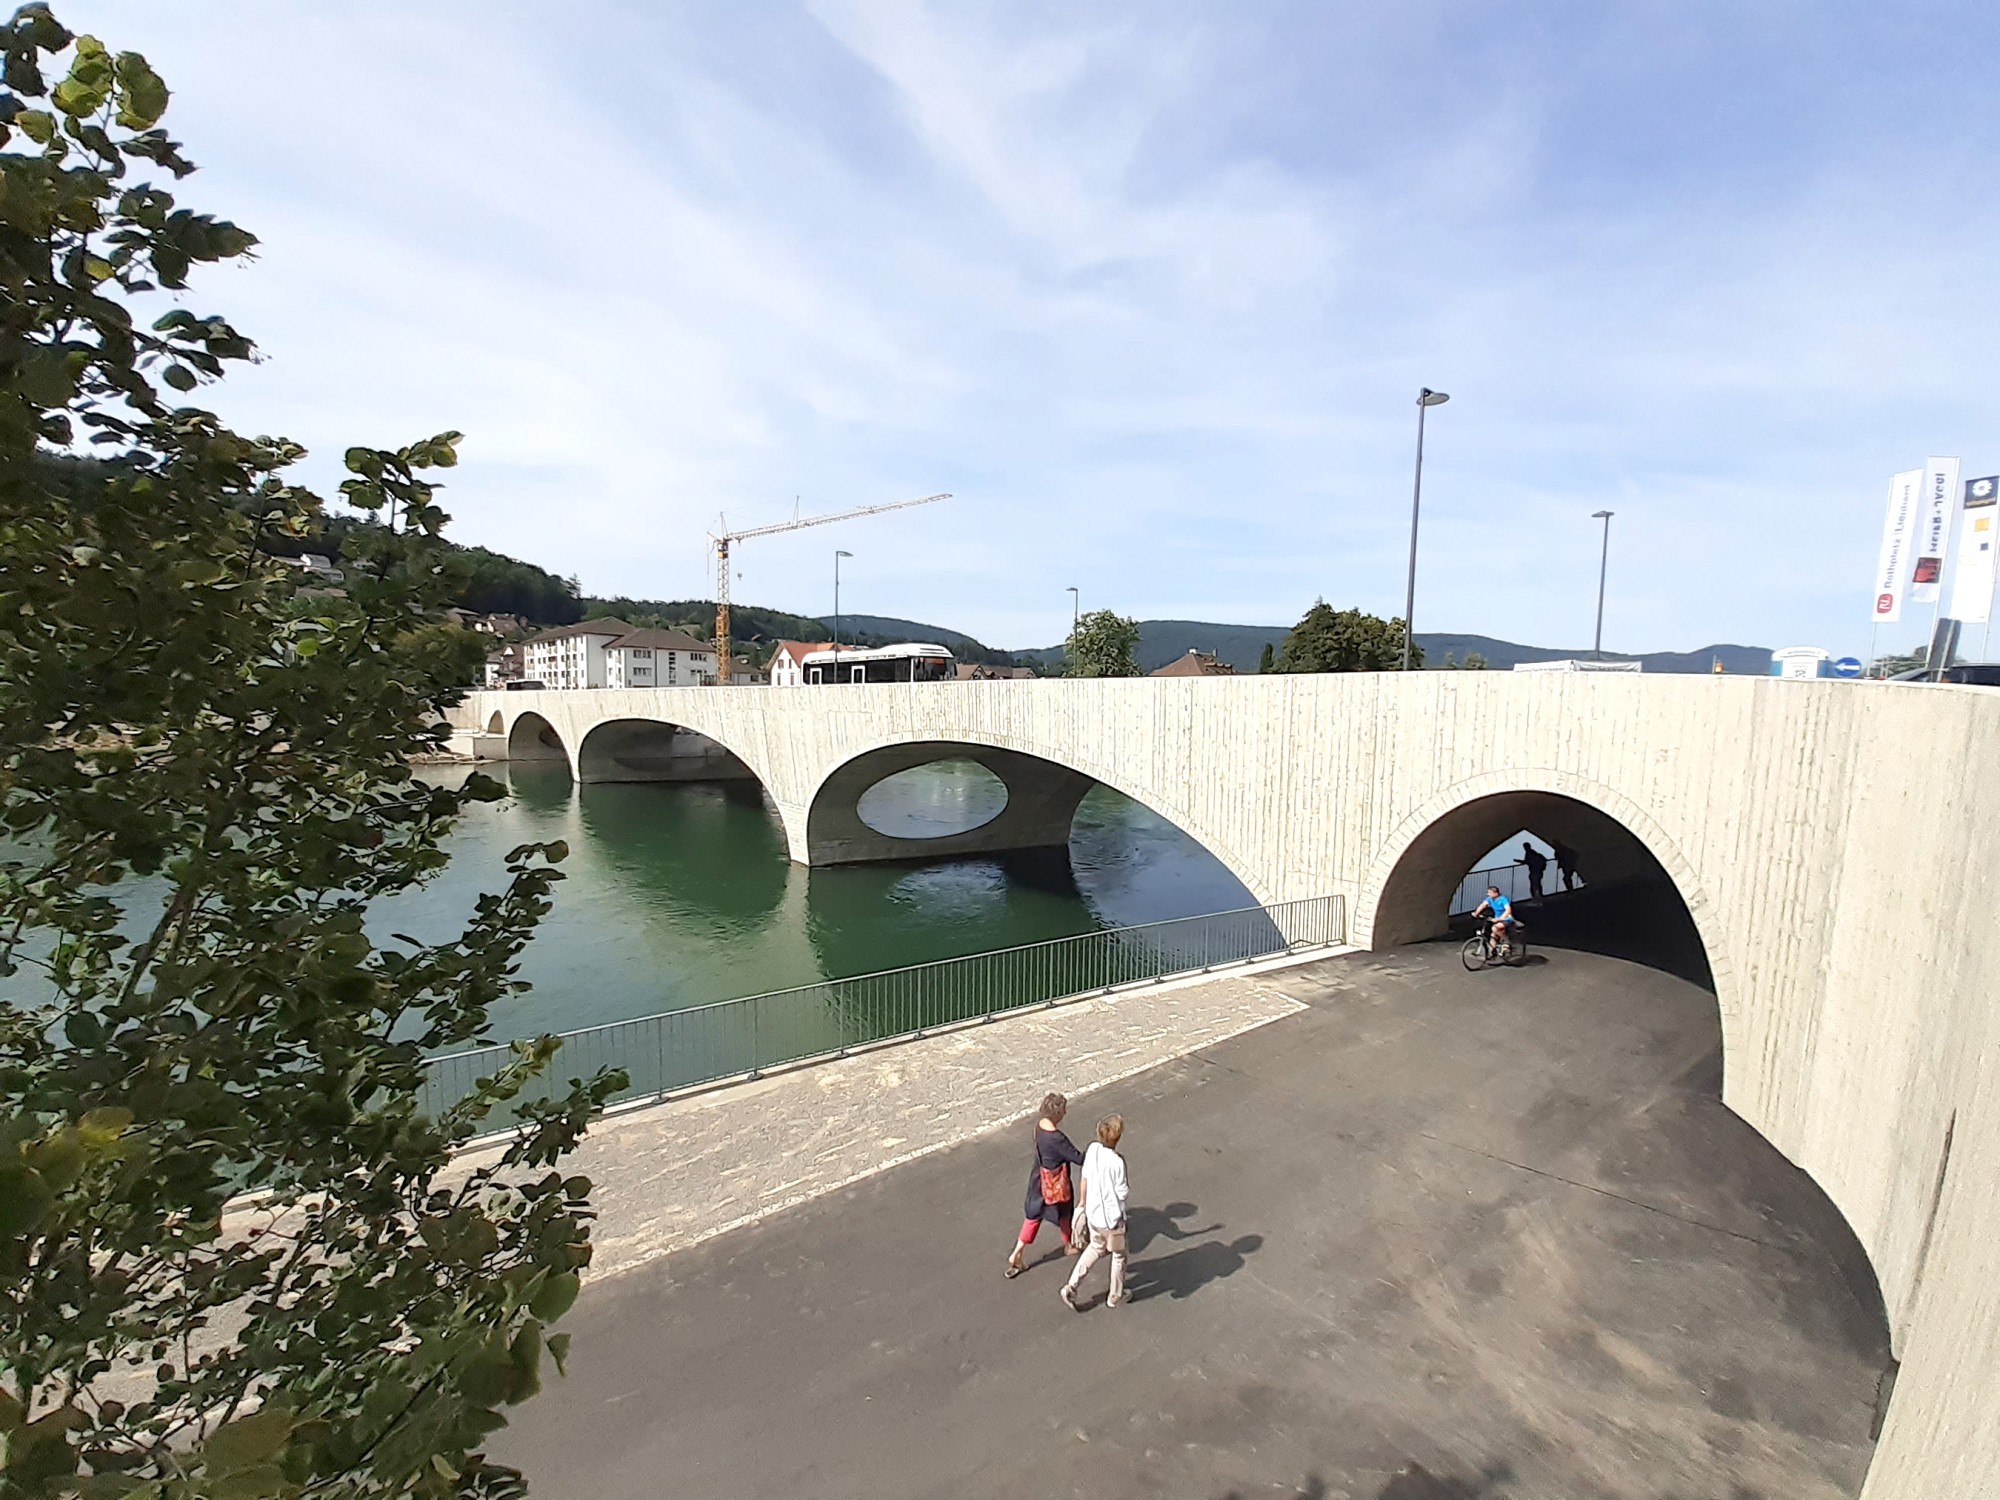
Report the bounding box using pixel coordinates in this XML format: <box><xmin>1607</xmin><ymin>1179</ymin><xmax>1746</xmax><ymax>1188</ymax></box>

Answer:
<box><xmin>497</xmin><ymin>946</ymin><xmax>1888</xmax><ymax>1500</ymax></box>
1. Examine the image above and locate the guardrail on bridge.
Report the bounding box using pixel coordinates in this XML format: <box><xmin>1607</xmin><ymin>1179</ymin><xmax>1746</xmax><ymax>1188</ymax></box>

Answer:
<box><xmin>423</xmin><ymin>894</ymin><xmax>1345</xmax><ymax>1124</ymax></box>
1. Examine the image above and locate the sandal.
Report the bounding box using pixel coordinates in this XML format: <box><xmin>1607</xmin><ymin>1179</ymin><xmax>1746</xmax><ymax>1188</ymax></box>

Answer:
<box><xmin>1004</xmin><ymin>1260</ymin><xmax>1024</xmax><ymax>1279</ymax></box>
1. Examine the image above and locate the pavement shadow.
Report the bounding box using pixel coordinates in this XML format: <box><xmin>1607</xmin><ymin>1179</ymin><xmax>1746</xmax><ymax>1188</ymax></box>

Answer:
<box><xmin>1211</xmin><ymin>1466</ymin><xmax>1513</xmax><ymax>1500</ymax></box>
<box><xmin>1126</xmin><ymin>1232</ymin><xmax>1263</xmax><ymax>1303</ymax></box>
<box><xmin>1374</xmin><ymin>1463</ymin><xmax>1514</xmax><ymax>1499</ymax></box>
<box><xmin>1126</xmin><ymin>1201</ymin><xmax>1222</xmax><ymax>1254</ymax></box>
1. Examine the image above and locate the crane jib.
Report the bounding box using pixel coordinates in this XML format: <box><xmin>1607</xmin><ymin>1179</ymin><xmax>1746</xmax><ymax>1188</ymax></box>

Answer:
<box><xmin>708</xmin><ymin>494</ymin><xmax>951</xmax><ymax>682</ymax></box>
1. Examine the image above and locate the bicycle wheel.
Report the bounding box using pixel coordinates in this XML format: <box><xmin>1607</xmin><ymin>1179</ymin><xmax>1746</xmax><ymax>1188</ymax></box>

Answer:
<box><xmin>1461</xmin><ymin>935</ymin><xmax>1488</xmax><ymax>971</ymax></box>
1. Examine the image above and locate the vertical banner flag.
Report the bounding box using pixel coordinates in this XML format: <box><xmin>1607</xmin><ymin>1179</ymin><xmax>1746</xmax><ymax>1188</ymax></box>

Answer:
<box><xmin>1948</xmin><ymin>475</ymin><xmax>2000</xmax><ymax>624</ymax></box>
<box><xmin>1872</xmin><ymin>469</ymin><xmax>1924</xmax><ymax>623</ymax></box>
<box><xmin>1909</xmin><ymin>455</ymin><xmax>1962</xmax><ymax>604</ymax></box>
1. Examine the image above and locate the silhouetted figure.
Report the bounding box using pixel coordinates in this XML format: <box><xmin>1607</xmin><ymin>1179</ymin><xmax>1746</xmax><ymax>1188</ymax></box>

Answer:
<box><xmin>1552</xmin><ymin>841</ymin><xmax>1579</xmax><ymax>892</ymax></box>
<box><xmin>1519</xmin><ymin>842</ymin><xmax>1548</xmax><ymax>900</ymax></box>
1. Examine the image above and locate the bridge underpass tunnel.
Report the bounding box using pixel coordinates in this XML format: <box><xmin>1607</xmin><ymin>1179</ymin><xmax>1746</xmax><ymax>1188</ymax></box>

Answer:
<box><xmin>1377</xmin><ymin>791</ymin><xmax>1714</xmax><ymax>991</ymax></box>
<box><xmin>574</xmin><ymin>718</ymin><xmax>760</xmax><ymax>786</ymax></box>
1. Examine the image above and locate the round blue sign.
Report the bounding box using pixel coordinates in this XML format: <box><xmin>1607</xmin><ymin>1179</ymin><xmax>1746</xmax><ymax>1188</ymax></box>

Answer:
<box><xmin>1833</xmin><ymin>656</ymin><xmax>1864</xmax><ymax>678</ymax></box>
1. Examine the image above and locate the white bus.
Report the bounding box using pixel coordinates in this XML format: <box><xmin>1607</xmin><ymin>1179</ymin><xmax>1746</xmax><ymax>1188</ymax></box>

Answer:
<box><xmin>802</xmin><ymin>642</ymin><xmax>955</xmax><ymax>684</ymax></box>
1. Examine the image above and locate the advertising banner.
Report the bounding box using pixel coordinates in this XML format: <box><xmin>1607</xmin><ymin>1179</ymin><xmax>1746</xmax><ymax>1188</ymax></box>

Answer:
<box><xmin>1872</xmin><ymin>469</ymin><xmax>1924</xmax><ymax>623</ymax></box>
<box><xmin>1909</xmin><ymin>455</ymin><xmax>1962</xmax><ymax>604</ymax></box>
<box><xmin>1947</xmin><ymin>475</ymin><xmax>2000</xmax><ymax>624</ymax></box>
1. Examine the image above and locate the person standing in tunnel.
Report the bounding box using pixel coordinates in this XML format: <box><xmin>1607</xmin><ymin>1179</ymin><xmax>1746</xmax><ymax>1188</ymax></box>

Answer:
<box><xmin>1520</xmin><ymin>841</ymin><xmax>1549</xmax><ymax>900</ymax></box>
<box><xmin>1552</xmin><ymin>841</ymin><xmax>1579</xmax><ymax>893</ymax></box>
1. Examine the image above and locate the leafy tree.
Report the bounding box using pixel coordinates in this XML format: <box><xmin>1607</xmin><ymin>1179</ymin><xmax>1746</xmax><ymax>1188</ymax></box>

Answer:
<box><xmin>1257</xmin><ymin>642</ymin><xmax>1275</xmax><ymax>675</ymax></box>
<box><xmin>1067</xmin><ymin>609</ymin><xmax>1142</xmax><ymax>678</ymax></box>
<box><xmin>0</xmin><ymin>13</ymin><xmax>618</xmax><ymax>1497</ymax></box>
<box><xmin>1462</xmin><ymin>650</ymin><xmax>1487</xmax><ymax>671</ymax></box>
<box><xmin>1276</xmin><ymin>601</ymin><xmax>1417</xmax><ymax>673</ymax></box>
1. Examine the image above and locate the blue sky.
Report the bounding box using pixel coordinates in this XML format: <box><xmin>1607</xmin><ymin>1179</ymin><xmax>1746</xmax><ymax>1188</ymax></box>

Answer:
<box><xmin>74</xmin><ymin>2</ymin><xmax>2000</xmax><ymax>655</ymax></box>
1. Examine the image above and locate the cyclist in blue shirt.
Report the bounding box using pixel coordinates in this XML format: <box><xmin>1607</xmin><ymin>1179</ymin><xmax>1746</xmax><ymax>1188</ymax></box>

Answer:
<box><xmin>1471</xmin><ymin>885</ymin><xmax>1520</xmax><ymax>958</ymax></box>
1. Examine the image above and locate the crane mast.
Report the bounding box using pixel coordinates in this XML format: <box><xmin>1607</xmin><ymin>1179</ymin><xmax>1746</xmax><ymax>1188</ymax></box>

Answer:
<box><xmin>710</xmin><ymin>492</ymin><xmax>950</xmax><ymax>682</ymax></box>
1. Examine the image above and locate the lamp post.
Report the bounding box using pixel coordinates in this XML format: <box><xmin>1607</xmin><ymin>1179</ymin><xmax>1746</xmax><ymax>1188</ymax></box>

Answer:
<box><xmin>1401</xmin><ymin>388</ymin><xmax>1450</xmax><ymax>671</ymax></box>
<box><xmin>1066</xmin><ymin>586</ymin><xmax>1079</xmax><ymax>670</ymax></box>
<box><xmin>834</xmin><ymin>550</ymin><xmax>853</xmax><ymax>675</ymax></box>
<box><xmin>1590</xmin><ymin>511</ymin><xmax>1614</xmax><ymax>660</ymax></box>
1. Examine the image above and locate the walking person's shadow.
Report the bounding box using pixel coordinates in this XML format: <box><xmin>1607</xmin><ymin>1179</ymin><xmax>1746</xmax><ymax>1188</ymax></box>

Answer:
<box><xmin>1125</xmin><ymin>1232</ymin><xmax>1264</xmax><ymax>1303</ymax></box>
<box><xmin>1126</xmin><ymin>1201</ymin><xmax>1221</xmax><ymax>1254</ymax></box>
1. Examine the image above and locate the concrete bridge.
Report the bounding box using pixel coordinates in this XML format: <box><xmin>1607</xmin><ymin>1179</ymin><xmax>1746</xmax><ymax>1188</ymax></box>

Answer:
<box><xmin>449</xmin><ymin>674</ymin><xmax>2000</xmax><ymax>1498</ymax></box>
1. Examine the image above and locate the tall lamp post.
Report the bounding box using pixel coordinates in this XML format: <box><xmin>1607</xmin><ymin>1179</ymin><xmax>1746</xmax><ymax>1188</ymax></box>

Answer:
<box><xmin>834</xmin><ymin>549</ymin><xmax>853</xmax><ymax>676</ymax></box>
<box><xmin>1401</xmin><ymin>388</ymin><xmax>1451</xmax><ymax>671</ymax></box>
<box><xmin>1066</xmin><ymin>585</ymin><xmax>1079</xmax><ymax>669</ymax></box>
<box><xmin>1590</xmin><ymin>511</ymin><xmax>1614</xmax><ymax>660</ymax></box>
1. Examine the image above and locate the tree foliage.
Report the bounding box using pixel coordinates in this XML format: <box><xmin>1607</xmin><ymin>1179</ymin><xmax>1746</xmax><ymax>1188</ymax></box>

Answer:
<box><xmin>0</xmin><ymin>12</ymin><xmax>618</xmax><ymax>1496</ymax></box>
<box><xmin>1066</xmin><ymin>609</ymin><xmax>1141</xmax><ymax>678</ymax></box>
<box><xmin>1256</xmin><ymin>642</ymin><xmax>1275</xmax><ymax>675</ymax></box>
<box><xmin>1276</xmin><ymin>601</ymin><xmax>1417</xmax><ymax>673</ymax></box>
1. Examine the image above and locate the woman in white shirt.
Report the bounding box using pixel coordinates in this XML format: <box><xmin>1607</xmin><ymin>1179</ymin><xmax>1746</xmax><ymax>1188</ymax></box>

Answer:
<box><xmin>1062</xmin><ymin>1114</ymin><xmax>1129</xmax><ymax>1311</ymax></box>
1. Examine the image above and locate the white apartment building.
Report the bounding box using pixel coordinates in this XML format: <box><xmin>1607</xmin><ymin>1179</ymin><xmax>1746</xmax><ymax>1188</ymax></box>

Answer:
<box><xmin>521</xmin><ymin>619</ymin><xmax>718</xmax><ymax>689</ymax></box>
<box><xmin>767</xmin><ymin>640</ymin><xmax>815</xmax><ymax>687</ymax></box>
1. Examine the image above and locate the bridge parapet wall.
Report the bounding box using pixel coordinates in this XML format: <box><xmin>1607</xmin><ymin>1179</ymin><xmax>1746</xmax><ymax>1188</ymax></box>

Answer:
<box><xmin>451</xmin><ymin>675</ymin><xmax>2000</xmax><ymax>1495</ymax></box>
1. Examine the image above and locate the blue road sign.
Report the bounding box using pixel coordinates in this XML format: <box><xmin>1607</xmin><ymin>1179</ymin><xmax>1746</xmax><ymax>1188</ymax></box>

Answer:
<box><xmin>1833</xmin><ymin>656</ymin><xmax>1864</xmax><ymax>678</ymax></box>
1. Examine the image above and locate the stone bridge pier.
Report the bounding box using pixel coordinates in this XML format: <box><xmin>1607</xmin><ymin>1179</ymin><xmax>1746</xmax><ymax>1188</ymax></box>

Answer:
<box><xmin>802</xmin><ymin>741</ymin><xmax>1094</xmax><ymax>866</ymax></box>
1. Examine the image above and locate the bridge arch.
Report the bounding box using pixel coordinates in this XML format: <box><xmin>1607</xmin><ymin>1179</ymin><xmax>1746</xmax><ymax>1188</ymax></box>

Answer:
<box><xmin>505</xmin><ymin>710</ymin><xmax>571</xmax><ymax>771</ymax></box>
<box><xmin>1354</xmin><ymin>771</ymin><xmax>1743</xmax><ymax>1093</ymax></box>
<box><xmin>484</xmin><ymin>709</ymin><xmax>504</xmax><ymax>734</ymax></box>
<box><xmin>801</xmin><ymin>733</ymin><xmax>1269</xmax><ymax>898</ymax></box>
<box><xmin>574</xmin><ymin>717</ymin><xmax>764</xmax><ymax>788</ymax></box>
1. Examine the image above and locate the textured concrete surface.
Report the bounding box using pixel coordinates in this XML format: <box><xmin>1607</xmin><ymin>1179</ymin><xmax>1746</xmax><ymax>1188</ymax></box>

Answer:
<box><xmin>496</xmin><ymin>947</ymin><xmax>1888</xmax><ymax>1500</ymax></box>
<box><xmin>456</xmin><ymin>956</ymin><xmax>1315</xmax><ymax>1283</ymax></box>
<box><xmin>450</xmin><ymin>673</ymin><xmax>2000</xmax><ymax>1497</ymax></box>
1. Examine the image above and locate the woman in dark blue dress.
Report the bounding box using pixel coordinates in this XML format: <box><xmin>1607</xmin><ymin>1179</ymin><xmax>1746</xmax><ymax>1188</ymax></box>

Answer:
<box><xmin>1005</xmin><ymin>1091</ymin><xmax>1086</xmax><ymax>1278</ymax></box>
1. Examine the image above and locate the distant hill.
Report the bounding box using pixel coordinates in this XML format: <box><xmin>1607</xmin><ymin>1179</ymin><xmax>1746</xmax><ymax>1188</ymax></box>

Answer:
<box><xmin>1016</xmin><ymin>622</ymin><xmax>1771</xmax><ymax>676</ymax></box>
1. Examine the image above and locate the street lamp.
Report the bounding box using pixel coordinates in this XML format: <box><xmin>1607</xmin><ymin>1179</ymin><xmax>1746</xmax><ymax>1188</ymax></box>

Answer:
<box><xmin>1401</xmin><ymin>388</ymin><xmax>1450</xmax><ymax>671</ymax></box>
<box><xmin>834</xmin><ymin>550</ymin><xmax>853</xmax><ymax>671</ymax></box>
<box><xmin>1590</xmin><ymin>511</ymin><xmax>1614</xmax><ymax>660</ymax></box>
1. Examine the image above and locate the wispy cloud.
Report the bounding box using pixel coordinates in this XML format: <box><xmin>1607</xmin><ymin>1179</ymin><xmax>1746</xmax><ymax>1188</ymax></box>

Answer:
<box><xmin>71</xmin><ymin>0</ymin><xmax>2000</xmax><ymax>653</ymax></box>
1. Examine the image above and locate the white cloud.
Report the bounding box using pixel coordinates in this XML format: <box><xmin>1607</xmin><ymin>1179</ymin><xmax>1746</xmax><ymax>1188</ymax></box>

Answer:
<box><xmin>62</xmin><ymin>0</ymin><xmax>2000</xmax><ymax>655</ymax></box>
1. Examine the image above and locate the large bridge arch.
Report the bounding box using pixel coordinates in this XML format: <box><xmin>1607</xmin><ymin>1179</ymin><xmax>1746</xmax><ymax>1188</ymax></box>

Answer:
<box><xmin>504</xmin><ymin>709</ymin><xmax>571</xmax><ymax>771</ymax></box>
<box><xmin>799</xmin><ymin>732</ymin><xmax>1271</xmax><ymax>899</ymax></box>
<box><xmin>575</xmin><ymin>717</ymin><xmax>764</xmax><ymax>788</ymax></box>
<box><xmin>1354</xmin><ymin>771</ymin><xmax>1743</xmax><ymax>1084</ymax></box>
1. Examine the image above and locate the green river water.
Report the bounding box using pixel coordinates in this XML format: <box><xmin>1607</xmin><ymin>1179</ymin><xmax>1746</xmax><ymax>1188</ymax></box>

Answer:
<box><xmin>378</xmin><ymin>761</ymin><xmax>1258</xmax><ymax>1043</ymax></box>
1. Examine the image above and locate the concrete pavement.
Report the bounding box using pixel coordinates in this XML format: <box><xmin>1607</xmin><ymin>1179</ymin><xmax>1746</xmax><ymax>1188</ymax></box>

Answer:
<box><xmin>497</xmin><ymin>946</ymin><xmax>1888</xmax><ymax>1500</ymax></box>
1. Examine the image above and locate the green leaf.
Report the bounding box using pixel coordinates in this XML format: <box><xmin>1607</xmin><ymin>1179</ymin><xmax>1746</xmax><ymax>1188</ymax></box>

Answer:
<box><xmin>528</xmin><ymin>1270</ymin><xmax>579</xmax><ymax>1322</ymax></box>
<box><xmin>16</xmin><ymin>108</ymin><xmax>55</xmax><ymax>144</ymax></box>
<box><xmin>0</xmin><ymin>1166</ymin><xmax>54</xmax><ymax>1238</ymax></box>
<box><xmin>78</xmin><ymin>1107</ymin><xmax>134</xmax><ymax>1148</ymax></box>
<box><xmin>161</xmin><ymin>365</ymin><xmax>197</xmax><ymax>391</ymax></box>
<box><xmin>113</xmin><ymin>51</ymin><xmax>169</xmax><ymax>129</ymax></box>
<box><xmin>201</xmin><ymin>1409</ymin><xmax>293</xmax><ymax>1474</ymax></box>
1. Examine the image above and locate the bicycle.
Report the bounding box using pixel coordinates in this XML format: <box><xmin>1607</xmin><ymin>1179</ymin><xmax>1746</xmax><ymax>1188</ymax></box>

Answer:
<box><xmin>1461</xmin><ymin>921</ymin><xmax>1529</xmax><ymax>971</ymax></box>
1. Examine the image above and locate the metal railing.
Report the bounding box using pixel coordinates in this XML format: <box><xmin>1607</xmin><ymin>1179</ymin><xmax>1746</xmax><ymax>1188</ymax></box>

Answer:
<box><xmin>1450</xmin><ymin>862</ymin><xmax>1530</xmax><ymax>915</ymax></box>
<box><xmin>422</xmin><ymin>894</ymin><xmax>1344</xmax><ymax>1123</ymax></box>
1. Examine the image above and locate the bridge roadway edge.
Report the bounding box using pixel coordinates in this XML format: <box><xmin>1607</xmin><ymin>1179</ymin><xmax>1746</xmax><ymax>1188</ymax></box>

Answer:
<box><xmin>453</xmin><ymin>673</ymin><xmax>2000</xmax><ymax>1497</ymax></box>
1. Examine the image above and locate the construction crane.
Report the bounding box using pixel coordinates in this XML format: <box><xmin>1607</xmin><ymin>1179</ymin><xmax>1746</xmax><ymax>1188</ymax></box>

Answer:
<box><xmin>709</xmin><ymin>492</ymin><xmax>950</xmax><ymax>682</ymax></box>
